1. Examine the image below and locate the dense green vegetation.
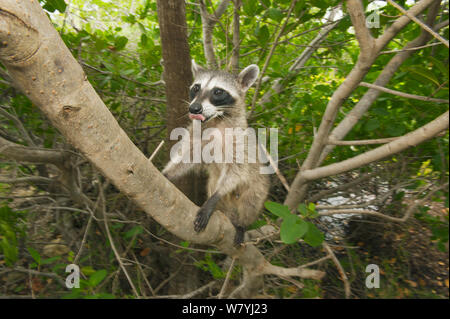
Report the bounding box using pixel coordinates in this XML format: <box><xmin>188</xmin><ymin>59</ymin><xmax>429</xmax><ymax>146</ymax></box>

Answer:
<box><xmin>0</xmin><ymin>0</ymin><xmax>448</xmax><ymax>298</ymax></box>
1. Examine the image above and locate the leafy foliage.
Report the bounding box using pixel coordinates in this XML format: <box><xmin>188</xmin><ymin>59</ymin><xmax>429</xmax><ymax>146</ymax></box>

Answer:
<box><xmin>0</xmin><ymin>0</ymin><xmax>447</xmax><ymax>299</ymax></box>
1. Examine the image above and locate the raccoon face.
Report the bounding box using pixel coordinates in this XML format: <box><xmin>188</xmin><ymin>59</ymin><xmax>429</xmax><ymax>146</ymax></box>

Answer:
<box><xmin>188</xmin><ymin>61</ymin><xmax>259</xmax><ymax>122</ymax></box>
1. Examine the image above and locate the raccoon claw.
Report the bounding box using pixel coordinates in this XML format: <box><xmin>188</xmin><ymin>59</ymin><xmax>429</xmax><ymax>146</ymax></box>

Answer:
<box><xmin>194</xmin><ymin>207</ymin><xmax>211</xmax><ymax>232</ymax></box>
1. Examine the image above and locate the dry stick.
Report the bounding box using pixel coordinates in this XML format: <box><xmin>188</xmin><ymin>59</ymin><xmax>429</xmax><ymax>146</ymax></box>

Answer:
<box><xmin>249</xmin><ymin>0</ymin><xmax>298</xmax><ymax>117</ymax></box>
<box><xmin>259</xmin><ymin>143</ymin><xmax>290</xmax><ymax>192</ymax></box>
<box><xmin>13</xmin><ymin>267</ymin><xmax>67</xmax><ymax>288</ymax></box>
<box><xmin>200</xmin><ymin>0</ymin><xmax>231</xmax><ymax>69</ymax></box>
<box><xmin>323</xmin><ymin>242</ymin><xmax>351</xmax><ymax>299</ymax></box>
<box><xmin>146</xmin><ymin>281</ymin><xmax>217</xmax><ymax>299</ymax></box>
<box><xmin>360</xmin><ymin>82</ymin><xmax>449</xmax><ymax>104</ymax></box>
<box><xmin>307</xmin><ymin>173</ymin><xmax>372</xmax><ymax>203</ymax></box>
<box><xmin>0</xmin><ymin>176</ymin><xmax>53</xmax><ymax>184</ymax></box>
<box><xmin>149</xmin><ymin>140</ymin><xmax>164</xmax><ymax>162</ymax></box>
<box><xmin>387</xmin><ymin>0</ymin><xmax>449</xmax><ymax>48</ymax></box>
<box><xmin>380</xmin><ymin>41</ymin><xmax>443</xmax><ymax>54</ymax></box>
<box><xmin>230</xmin><ymin>0</ymin><xmax>240</xmax><ymax>74</ymax></box>
<box><xmin>131</xmin><ymin>251</ymin><xmax>156</xmax><ymax>296</ymax></box>
<box><xmin>299</xmin><ymin>255</ymin><xmax>331</xmax><ymax>269</ymax></box>
<box><xmin>327</xmin><ymin>137</ymin><xmax>399</xmax><ymax>146</ymax></box>
<box><xmin>153</xmin><ymin>261</ymin><xmax>185</xmax><ymax>294</ymax></box>
<box><xmin>99</xmin><ymin>180</ymin><xmax>140</xmax><ymax>298</ymax></box>
<box><xmin>0</xmin><ymin>107</ymin><xmax>36</xmax><ymax>146</ymax></box>
<box><xmin>218</xmin><ymin>257</ymin><xmax>236</xmax><ymax>299</ymax></box>
<box><xmin>73</xmin><ymin>215</ymin><xmax>93</xmax><ymax>264</ymax></box>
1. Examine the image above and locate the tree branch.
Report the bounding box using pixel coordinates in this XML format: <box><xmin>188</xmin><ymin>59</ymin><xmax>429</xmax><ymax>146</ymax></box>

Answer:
<box><xmin>303</xmin><ymin>111</ymin><xmax>448</xmax><ymax>182</ymax></box>
<box><xmin>199</xmin><ymin>0</ymin><xmax>231</xmax><ymax>69</ymax></box>
<box><xmin>387</xmin><ymin>0</ymin><xmax>449</xmax><ymax>48</ymax></box>
<box><xmin>318</xmin><ymin>1</ymin><xmax>443</xmax><ymax>163</ymax></box>
<box><xmin>359</xmin><ymin>81</ymin><xmax>449</xmax><ymax>104</ymax></box>
<box><xmin>284</xmin><ymin>0</ymin><xmax>437</xmax><ymax>209</ymax></box>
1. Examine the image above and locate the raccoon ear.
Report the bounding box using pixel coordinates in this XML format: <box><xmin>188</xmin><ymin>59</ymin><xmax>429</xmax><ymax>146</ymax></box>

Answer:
<box><xmin>191</xmin><ymin>60</ymin><xmax>206</xmax><ymax>77</ymax></box>
<box><xmin>238</xmin><ymin>64</ymin><xmax>259</xmax><ymax>91</ymax></box>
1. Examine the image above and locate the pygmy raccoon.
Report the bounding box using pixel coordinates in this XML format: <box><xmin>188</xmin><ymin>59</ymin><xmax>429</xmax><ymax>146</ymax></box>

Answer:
<box><xmin>162</xmin><ymin>61</ymin><xmax>270</xmax><ymax>245</ymax></box>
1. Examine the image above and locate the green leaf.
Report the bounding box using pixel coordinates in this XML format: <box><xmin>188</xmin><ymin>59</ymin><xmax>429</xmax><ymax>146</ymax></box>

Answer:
<box><xmin>255</xmin><ymin>25</ymin><xmax>270</xmax><ymax>45</ymax></box>
<box><xmin>41</xmin><ymin>256</ymin><xmax>61</xmax><ymax>265</ymax></box>
<box><xmin>298</xmin><ymin>203</ymin><xmax>308</xmax><ymax>217</ymax></box>
<box><xmin>114</xmin><ymin>36</ymin><xmax>128</xmax><ymax>50</ymax></box>
<box><xmin>280</xmin><ymin>215</ymin><xmax>308</xmax><ymax>244</ymax></box>
<box><xmin>81</xmin><ymin>266</ymin><xmax>96</xmax><ymax>276</ymax></box>
<box><xmin>386</xmin><ymin>124</ymin><xmax>405</xmax><ymax>137</ymax></box>
<box><xmin>243</xmin><ymin>0</ymin><xmax>258</xmax><ymax>15</ymax></box>
<box><xmin>429</xmin><ymin>56</ymin><xmax>449</xmax><ymax>77</ymax></box>
<box><xmin>265</xmin><ymin>201</ymin><xmax>291</xmax><ymax>219</ymax></box>
<box><xmin>124</xmin><ymin>225</ymin><xmax>143</xmax><ymax>239</ymax></box>
<box><xmin>267</xmin><ymin>8</ymin><xmax>283</xmax><ymax>22</ymax></box>
<box><xmin>404</xmin><ymin>66</ymin><xmax>440</xmax><ymax>86</ymax></box>
<box><xmin>365</xmin><ymin>118</ymin><xmax>380</xmax><ymax>132</ymax></box>
<box><xmin>27</xmin><ymin>247</ymin><xmax>41</xmax><ymax>265</ymax></box>
<box><xmin>43</xmin><ymin>0</ymin><xmax>67</xmax><ymax>13</ymax></box>
<box><xmin>89</xmin><ymin>269</ymin><xmax>108</xmax><ymax>287</ymax></box>
<box><xmin>303</xmin><ymin>222</ymin><xmax>324</xmax><ymax>247</ymax></box>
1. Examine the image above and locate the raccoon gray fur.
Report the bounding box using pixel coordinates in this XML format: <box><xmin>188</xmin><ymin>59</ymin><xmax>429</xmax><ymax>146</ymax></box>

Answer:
<box><xmin>162</xmin><ymin>61</ymin><xmax>270</xmax><ymax>245</ymax></box>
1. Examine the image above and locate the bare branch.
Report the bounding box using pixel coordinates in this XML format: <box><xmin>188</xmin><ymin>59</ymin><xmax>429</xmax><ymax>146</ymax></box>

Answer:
<box><xmin>218</xmin><ymin>257</ymin><xmax>236</xmax><ymax>299</ymax></box>
<box><xmin>387</xmin><ymin>0</ymin><xmax>449</xmax><ymax>48</ymax></box>
<box><xmin>327</xmin><ymin>137</ymin><xmax>399</xmax><ymax>145</ymax></box>
<box><xmin>230</xmin><ymin>0</ymin><xmax>240</xmax><ymax>73</ymax></box>
<box><xmin>323</xmin><ymin>242</ymin><xmax>351</xmax><ymax>298</ymax></box>
<box><xmin>360</xmin><ymin>81</ymin><xmax>449</xmax><ymax>104</ymax></box>
<box><xmin>0</xmin><ymin>176</ymin><xmax>53</xmax><ymax>184</ymax></box>
<box><xmin>302</xmin><ymin>111</ymin><xmax>448</xmax><ymax>182</ymax></box>
<box><xmin>260</xmin><ymin>6</ymin><xmax>341</xmax><ymax>105</ymax></box>
<box><xmin>249</xmin><ymin>0</ymin><xmax>298</xmax><ymax>115</ymax></box>
<box><xmin>0</xmin><ymin>136</ymin><xmax>67</xmax><ymax>165</ymax></box>
<box><xmin>307</xmin><ymin>173</ymin><xmax>372</xmax><ymax>203</ymax></box>
<box><xmin>199</xmin><ymin>0</ymin><xmax>231</xmax><ymax>69</ymax></box>
<box><xmin>98</xmin><ymin>178</ymin><xmax>140</xmax><ymax>298</ymax></box>
<box><xmin>318</xmin><ymin>1</ymin><xmax>443</xmax><ymax>163</ymax></box>
<box><xmin>347</xmin><ymin>0</ymin><xmax>375</xmax><ymax>56</ymax></box>
<box><xmin>377</xmin><ymin>0</ymin><xmax>437</xmax><ymax>50</ymax></box>
<box><xmin>261</xmin><ymin>261</ymin><xmax>326</xmax><ymax>280</ymax></box>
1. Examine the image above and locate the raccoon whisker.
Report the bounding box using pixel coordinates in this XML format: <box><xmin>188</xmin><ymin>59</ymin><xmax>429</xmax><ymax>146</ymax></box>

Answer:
<box><xmin>181</xmin><ymin>99</ymin><xmax>191</xmax><ymax>105</ymax></box>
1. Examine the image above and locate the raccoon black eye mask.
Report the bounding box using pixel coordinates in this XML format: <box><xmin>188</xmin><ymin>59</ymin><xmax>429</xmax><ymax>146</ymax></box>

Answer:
<box><xmin>210</xmin><ymin>87</ymin><xmax>235</xmax><ymax>107</ymax></box>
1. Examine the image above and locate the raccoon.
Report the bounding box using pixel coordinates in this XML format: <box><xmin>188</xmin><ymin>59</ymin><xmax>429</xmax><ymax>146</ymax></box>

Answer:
<box><xmin>162</xmin><ymin>61</ymin><xmax>270</xmax><ymax>245</ymax></box>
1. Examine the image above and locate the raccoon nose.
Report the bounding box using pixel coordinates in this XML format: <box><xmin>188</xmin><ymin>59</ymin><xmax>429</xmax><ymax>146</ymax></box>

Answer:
<box><xmin>189</xmin><ymin>103</ymin><xmax>203</xmax><ymax>114</ymax></box>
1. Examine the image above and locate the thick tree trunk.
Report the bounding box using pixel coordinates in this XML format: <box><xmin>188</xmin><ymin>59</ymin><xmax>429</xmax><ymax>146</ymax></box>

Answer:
<box><xmin>157</xmin><ymin>0</ymin><xmax>205</xmax><ymax>206</ymax></box>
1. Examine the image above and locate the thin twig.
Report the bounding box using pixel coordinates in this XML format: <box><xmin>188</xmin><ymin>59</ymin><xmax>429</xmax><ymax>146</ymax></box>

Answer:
<box><xmin>249</xmin><ymin>0</ymin><xmax>298</xmax><ymax>116</ymax></box>
<box><xmin>149</xmin><ymin>140</ymin><xmax>165</xmax><ymax>162</ymax></box>
<box><xmin>323</xmin><ymin>242</ymin><xmax>351</xmax><ymax>298</ymax></box>
<box><xmin>380</xmin><ymin>41</ymin><xmax>443</xmax><ymax>54</ymax></box>
<box><xmin>98</xmin><ymin>178</ymin><xmax>140</xmax><ymax>298</ymax></box>
<box><xmin>259</xmin><ymin>143</ymin><xmax>290</xmax><ymax>191</ymax></box>
<box><xmin>218</xmin><ymin>257</ymin><xmax>236</xmax><ymax>299</ymax></box>
<box><xmin>327</xmin><ymin>137</ymin><xmax>399</xmax><ymax>145</ymax></box>
<box><xmin>360</xmin><ymin>82</ymin><xmax>449</xmax><ymax>104</ymax></box>
<box><xmin>387</xmin><ymin>0</ymin><xmax>449</xmax><ymax>48</ymax></box>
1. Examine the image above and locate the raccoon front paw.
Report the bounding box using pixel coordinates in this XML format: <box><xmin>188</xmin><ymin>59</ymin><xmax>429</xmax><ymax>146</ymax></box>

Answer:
<box><xmin>194</xmin><ymin>207</ymin><xmax>212</xmax><ymax>232</ymax></box>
